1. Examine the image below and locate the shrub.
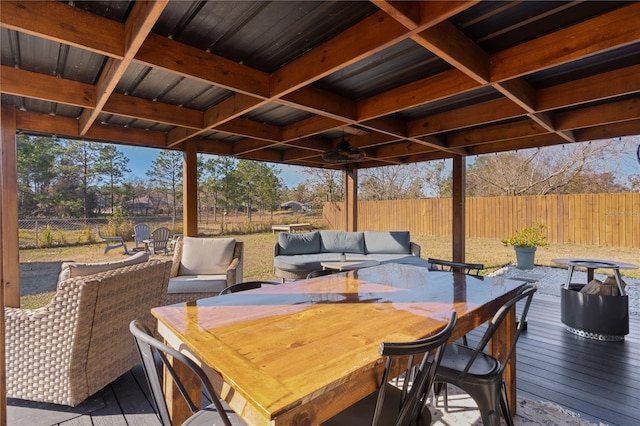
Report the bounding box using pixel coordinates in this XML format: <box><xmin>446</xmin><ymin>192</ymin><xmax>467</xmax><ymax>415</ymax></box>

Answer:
<box><xmin>501</xmin><ymin>223</ymin><xmax>550</xmax><ymax>248</ymax></box>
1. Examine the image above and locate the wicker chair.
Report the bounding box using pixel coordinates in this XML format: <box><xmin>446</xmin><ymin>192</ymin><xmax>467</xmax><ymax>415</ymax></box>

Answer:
<box><xmin>5</xmin><ymin>259</ymin><xmax>172</xmax><ymax>407</ymax></box>
<box><xmin>166</xmin><ymin>237</ymin><xmax>244</xmax><ymax>305</ymax></box>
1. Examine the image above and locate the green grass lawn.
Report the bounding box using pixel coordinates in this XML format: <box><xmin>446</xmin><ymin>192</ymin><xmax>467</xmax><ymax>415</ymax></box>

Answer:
<box><xmin>18</xmin><ymin>232</ymin><xmax>640</xmax><ymax>308</ymax></box>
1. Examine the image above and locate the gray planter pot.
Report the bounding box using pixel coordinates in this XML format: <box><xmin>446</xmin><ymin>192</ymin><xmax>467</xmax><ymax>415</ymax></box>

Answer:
<box><xmin>514</xmin><ymin>246</ymin><xmax>536</xmax><ymax>269</ymax></box>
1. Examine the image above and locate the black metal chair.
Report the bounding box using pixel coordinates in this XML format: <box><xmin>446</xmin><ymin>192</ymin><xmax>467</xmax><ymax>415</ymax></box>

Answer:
<box><xmin>218</xmin><ymin>280</ymin><xmax>278</xmax><ymax>295</ymax></box>
<box><xmin>129</xmin><ymin>320</ymin><xmax>245</xmax><ymax>426</ymax></box>
<box><xmin>434</xmin><ymin>285</ymin><xmax>537</xmax><ymax>426</ymax></box>
<box><xmin>305</xmin><ymin>269</ymin><xmax>339</xmax><ymax>279</ymax></box>
<box><xmin>321</xmin><ymin>312</ymin><xmax>457</xmax><ymax>426</ymax></box>
<box><xmin>427</xmin><ymin>258</ymin><xmax>484</xmax><ymax>276</ymax></box>
<box><xmin>428</xmin><ymin>258</ymin><xmax>484</xmax><ymax>346</ymax></box>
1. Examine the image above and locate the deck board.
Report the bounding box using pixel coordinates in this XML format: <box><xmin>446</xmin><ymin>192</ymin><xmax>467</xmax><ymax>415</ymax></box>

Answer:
<box><xmin>12</xmin><ymin>293</ymin><xmax>638</xmax><ymax>426</ymax></box>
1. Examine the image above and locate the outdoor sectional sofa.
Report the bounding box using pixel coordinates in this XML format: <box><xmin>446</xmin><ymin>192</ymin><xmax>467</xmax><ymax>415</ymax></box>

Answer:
<box><xmin>273</xmin><ymin>230</ymin><xmax>429</xmax><ymax>280</ymax></box>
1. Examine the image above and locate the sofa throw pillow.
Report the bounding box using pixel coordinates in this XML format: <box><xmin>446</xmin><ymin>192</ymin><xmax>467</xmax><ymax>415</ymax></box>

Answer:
<box><xmin>58</xmin><ymin>251</ymin><xmax>149</xmax><ymax>285</ymax></box>
<box><xmin>278</xmin><ymin>231</ymin><xmax>320</xmax><ymax>255</ymax></box>
<box><xmin>179</xmin><ymin>237</ymin><xmax>236</xmax><ymax>275</ymax></box>
<box><xmin>320</xmin><ymin>231</ymin><xmax>365</xmax><ymax>254</ymax></box>
<box><xmin>364</xmin><ymin>231</ymin><xmax>411</xmax><ymax>254</ymax></box>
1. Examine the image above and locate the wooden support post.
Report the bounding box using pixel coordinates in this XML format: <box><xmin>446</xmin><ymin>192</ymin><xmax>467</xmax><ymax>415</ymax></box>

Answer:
<box><xmin>0</xmin><ymin>105</ymin><xmax>11</xmax><ymax>426</ymax></box>
<box><xmin>452</xmin><ymin>155</ymin><xmax>466</xmax><ymax>263</ymax></box>
<box><xmin>344</xmin><ymin>165</ymin><xmax>358</xmax><ymax>232</ymax></box>
<box><xmin>1</xmin><ymin>106</ymin><xmax>19</xmax><ymax>308</ymax></box>
<box><xmin>182</xmin><ymin>142</ymin><xmax>198</xmax><ymax>237</ymax></box>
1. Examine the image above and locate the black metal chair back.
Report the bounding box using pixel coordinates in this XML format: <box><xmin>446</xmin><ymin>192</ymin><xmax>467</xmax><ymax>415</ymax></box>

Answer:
<box><xmin>427</xmin><ymin>258</ymin><xmax>484</xmax><ymax>276</ymax></box>
<box><xmin>435</xmin><ymin>285</ymin><xmax>537</xmax><ymax>426</ymax></box>
<box><xmin>322</xmin><ymin>312</ymin><xmax>457</xmax><ymax>426</ymax></box>
<box><xmin>218</xmin><ymin>281</ymin><xmax>278</xmax><ymax>295</ymax></box>
<box><xmin>306</xmin><ymin>269</ymin><xmax>339</xmax><ymax>279</ymax></box>
<box><xmin>129</xmin><ymin>320</ymin><xmax>238</xmax><ymax>426</ymax></box>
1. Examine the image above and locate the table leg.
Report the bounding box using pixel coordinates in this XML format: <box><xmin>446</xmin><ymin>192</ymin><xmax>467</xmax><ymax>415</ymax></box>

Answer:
<box><xmin>490</xmin><ymin>307</ymin><xmax>517</xmax><ymax>415</ymax></box>
<box><xmin>164</xmin><ymin>354</ymin><xmax>200</xmax><ymax>424</ymax></box>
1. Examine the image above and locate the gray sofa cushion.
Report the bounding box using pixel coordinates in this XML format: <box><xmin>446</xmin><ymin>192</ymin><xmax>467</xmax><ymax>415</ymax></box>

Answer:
<box><xmin>278</xmin><ymin>231</ymin><xmax>321</xmax><ymax>255</ymax></box>
<box><xmin>320</xmin><ymin>231</ymin><xmax>365</xmax><ymax>254</ymax></box>
<box><xmin>364</xmin><ymin>231</ymin><xmax>411</xmax><ymax>254</ymax></box>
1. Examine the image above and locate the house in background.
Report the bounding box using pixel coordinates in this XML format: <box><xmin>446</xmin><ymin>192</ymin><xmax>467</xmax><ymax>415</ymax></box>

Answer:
<box><xmin>280</xmin><ymin>201</ymin><xmax>312</xmax><ymax>211</ymax></box>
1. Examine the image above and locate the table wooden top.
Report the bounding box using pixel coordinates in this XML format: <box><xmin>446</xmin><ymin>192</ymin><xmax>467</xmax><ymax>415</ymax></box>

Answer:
<box><xmin>153</xmin><ymin>263</ymin><xmax>526</xmax><ymax>425</ymax></box>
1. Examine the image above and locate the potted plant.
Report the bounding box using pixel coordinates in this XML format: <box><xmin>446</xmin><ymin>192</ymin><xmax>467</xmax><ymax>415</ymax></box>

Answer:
<box><xmin>502</xmin><ymin>223</ymin><xmax>550</xmax><ymax>269</ymax></box>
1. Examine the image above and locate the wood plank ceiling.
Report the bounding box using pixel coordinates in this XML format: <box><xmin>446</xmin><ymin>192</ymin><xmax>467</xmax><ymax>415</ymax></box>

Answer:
<box><xmin>1</xmin><ymin>0</ymin><xmax>639</xmax><ymax>170</ymax></box>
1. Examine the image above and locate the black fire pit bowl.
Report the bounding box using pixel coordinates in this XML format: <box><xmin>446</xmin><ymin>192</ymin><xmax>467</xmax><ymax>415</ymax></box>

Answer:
<box><xmin>561</xmin><ymin>284</ymin><xmax>629</xmax><ymax>341</ymax></box>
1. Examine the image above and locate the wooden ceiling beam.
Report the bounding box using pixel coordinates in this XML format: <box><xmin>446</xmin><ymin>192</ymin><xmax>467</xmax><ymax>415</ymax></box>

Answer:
<box><xmin>574</xmin><ymin>119</ymin><xmax>640</xmax><ymax>143</ymax></box>
<box><xmin>282</xmin><ymin>148</ymin><xmax>325</xmax><ymax>163</ymax></box>
<box><xmin>0</xmin><ymin>66</ymin><xmax>95</xmax><ymax>108</ymax></box>
<box><xmin>0</xmin><ymin>1</ymin><xmax>124</xmax><ymax>58</ymax></box>
<box><xmin>136</xmin><ymin>33</ymin><xmax>270</xmax><ymax>98</ymax></box>
<box><xmin>282</xmin><ymin>116</ymin><xmax>344</xmax><ymax>142</ymax></box>
<box><xmin>466</xmin><ymin>134</ymin><xmax>566</xmax><ymax>156</ymax></box>
<box><xmin>278</xmin><ymin>87</ymin><xmax>357</xmax><ymax>121</ymax></box>
<box><xmin>167</xmin><ymin>95</ymin><xmax>268</xmax><ymax>147</ymax></box>
<box><xmin>103</xmin><ymin>92</ymin><xmax>202</xmax><ymax>129</ymax></box>
<box><xmin>373</xmin><ymin>141</ymin><xmax>436</xmax><ymax>159</ymax></box>
<box><xmin>194</xmin><ymin>139</ymin><xmax>234</xmax><ymax>157</ymax></box>
<box><xmin>216</xmin><ymin>119</ymin><xmax>282</xmax><ymax>143</ymax></box>
<box><xmin>413</xmin><ymin>21</ymin><xmax>490</xmax><ymax>84</ymax></box>
<box><xmin>78</xmin><ymin>0</ymin><xmax>168</xmax><ymax>135</ymax></box>
<box><xmin>537</xmin><ymin>64</ymin><xmax>640</xmax><ymax>111</ymax></box>
<box><xmin>490</xmin><ymin>3</ymin><xmax>640</xmax><ymax>82</ymax></box>
<box><xmin>373</xmin><ymin>1</ymin><xmax>480</xmax><ymax>29</ymax></box>
<box><xmin>15</xmin><ymin>111</ymin><xmax>166</xmax><ymax>148</ymax></box>
<box><xmin>407</xmin><ymin>98</ymin><xmax>525</xmax><ymax>137</ymax></box>
<box><xmin>270</xmin><ymin>11</ymin><xmax>411</xmax><ymax>97</ymax></box>
<box><xmin>235</xmin><ymin>148</ymin><xmax>283</xmax><ymax>163</ymax></box>
<box><xmin>448</xmin><ymin>120</ymin><xmax>548</xmax><ymax>149</ymax></box>
<box><xmin>358</xmin><ymin>69</ymin><xmax>479</xmax><ymax>121</ymax></box>
<box><xmin>203</xmin><ymin>94</ymin><xmax>268</xmax><ymax>133</ymax></box>
<box><xmin>555</xmin><ymin>98</ymin><xmax>640</xmax><ymax>131</ymax></box>
<box><xmin>231</xmin><ymin>139</ymin><xmax>273</xmax><ymax>156</ymax></box>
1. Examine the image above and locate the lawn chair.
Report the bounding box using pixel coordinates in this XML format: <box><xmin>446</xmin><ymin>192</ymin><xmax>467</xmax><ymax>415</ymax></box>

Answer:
<box><xmin>132</xmin><ymin>223</ymin><xmax>151</xmax><ymax>251</ymax></box>
<box><xmin>96</xmin><ymin>227</ymin><xmax>128</xmax><ymax>254</ymax></box>
<box><xmin>148</xmin><ymin>226</ymin><xmax>171</xmax><ymax>255</ymax></box>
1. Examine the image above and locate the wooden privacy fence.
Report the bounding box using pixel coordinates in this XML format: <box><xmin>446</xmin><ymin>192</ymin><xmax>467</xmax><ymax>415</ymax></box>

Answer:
<box><xmin>323</xmin><ymin>192</ymin><xmax>640</xmax><ymax>249</ymax></box>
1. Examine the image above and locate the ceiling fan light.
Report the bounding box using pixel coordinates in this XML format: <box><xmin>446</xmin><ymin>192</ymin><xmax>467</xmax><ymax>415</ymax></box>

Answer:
<box><xmin>322</xmin><ymin>136</ymin><xmax>365</xmax><ymax>163</ymax></box>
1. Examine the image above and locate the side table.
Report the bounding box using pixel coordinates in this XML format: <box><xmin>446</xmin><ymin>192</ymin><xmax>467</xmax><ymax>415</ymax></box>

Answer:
<box><xmin>321</xmin><ymin>259</ymin><xmax>380</xmax><ymax>272</ymax></box>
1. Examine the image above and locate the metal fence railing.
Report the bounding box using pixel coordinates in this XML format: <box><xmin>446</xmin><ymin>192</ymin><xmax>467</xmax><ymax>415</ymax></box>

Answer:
<box><xmin>18</xmin><ymin>211</ymin><xmax>321</xmax><ymax>249</ymax></box>
<box><xmin>18</xmin><ymin>217</ymin><xmax>178</xmax><ymax>249</ymax></box>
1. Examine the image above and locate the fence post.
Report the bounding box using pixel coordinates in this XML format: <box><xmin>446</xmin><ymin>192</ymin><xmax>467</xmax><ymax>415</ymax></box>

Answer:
<box><xmin>35</xmin><ymin>220</ymin><xmax>39</xmax><ymax>249</ymax></box>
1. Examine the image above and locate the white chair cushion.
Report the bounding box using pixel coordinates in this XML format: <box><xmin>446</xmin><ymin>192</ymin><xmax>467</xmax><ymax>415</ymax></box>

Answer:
<box><xmin>179</xmin><ymin>237</ymin><xmax>236</xmax><ymax>275</ymax></box>
<box><xmin>168</xmin><ymin>275</ymin><xmax>228</xmax><ymax>294</ymax></box>
<box><xmin>57</xmin><ymin>251</ymin><xmax>149</xmax><ymax>285</ymax></box>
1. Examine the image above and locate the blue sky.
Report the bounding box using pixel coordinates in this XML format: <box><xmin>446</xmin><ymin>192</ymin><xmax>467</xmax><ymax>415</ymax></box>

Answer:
<box><xmin>118</xmin><ymin>145</ymin><xmax>307</xmax><ymax>188</ymax></box>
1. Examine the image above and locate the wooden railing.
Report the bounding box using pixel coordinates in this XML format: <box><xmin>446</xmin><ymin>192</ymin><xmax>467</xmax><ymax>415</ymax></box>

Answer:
<box><xmin>323</xmin><ymin>193</ymin><xmax>640</xmax><ymax>249</ymax></box>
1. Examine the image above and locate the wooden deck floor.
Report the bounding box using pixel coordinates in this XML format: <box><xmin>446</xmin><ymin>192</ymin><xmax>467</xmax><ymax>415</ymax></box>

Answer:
<box><xmin>9</xmin><ymin>292</ymin><xmax>640</xmax><ymax>426</ymax></box>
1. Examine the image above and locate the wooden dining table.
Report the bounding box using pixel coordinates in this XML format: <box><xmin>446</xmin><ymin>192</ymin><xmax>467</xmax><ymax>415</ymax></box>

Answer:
<box><xmin>152</xmin><ymin>263</ymin><xmax>527</xmax><ymax>425</ymax></box>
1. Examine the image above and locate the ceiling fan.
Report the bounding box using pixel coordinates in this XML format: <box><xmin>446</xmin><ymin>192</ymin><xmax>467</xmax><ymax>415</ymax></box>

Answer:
<box><xmin>321</xmin><ymin>135</ymin><xmax>365</xmax><ymax>164</ymax></box>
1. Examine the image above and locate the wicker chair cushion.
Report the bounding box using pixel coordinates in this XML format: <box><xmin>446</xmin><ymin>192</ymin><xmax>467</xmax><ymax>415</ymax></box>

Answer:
<box><xmin>179</xmin><ymin>237</ymin><xmax>236</xmax><ymax>275</ymax></box>
<box><xmin>167</xmin><ymin>275</ymin><xmax>228</xmax><ymax>294</ymax></box>
<box><xmin>57</xmin><ymin>251</ymin><xmax>149</xmax><ymax>285</ymax></box>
